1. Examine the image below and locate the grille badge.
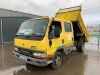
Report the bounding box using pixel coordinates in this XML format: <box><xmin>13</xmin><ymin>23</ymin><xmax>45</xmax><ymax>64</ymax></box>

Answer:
<box><xmin>31</xmin><ymin>46</ymin><xmax>37</xmax><ymax>50</ymax></box>
<box><xmin>23</xmin><ymin>43</ymin><xmax>24</xmax><ymax>46</ymax></box>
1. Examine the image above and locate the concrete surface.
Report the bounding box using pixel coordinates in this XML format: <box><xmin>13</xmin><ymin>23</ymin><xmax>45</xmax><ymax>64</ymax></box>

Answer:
<box><xmin>0</xmin><ymin>43</ymin><xmax>100</xmax><ymax>75</ymax></box>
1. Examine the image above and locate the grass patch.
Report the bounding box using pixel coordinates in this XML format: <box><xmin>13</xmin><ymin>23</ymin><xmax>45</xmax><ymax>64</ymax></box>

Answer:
<box><xmin>0</xmin><ymin>45</ymin><xmax>1</xmax><ymax>48</ymax></box>
<box><xmin>0</xmin><ymin>43</ymin><xmax>3</xmax><ymax>48</ymax></box>
<box><xmin>89</xmin><ymin>34</ymin><xmax>100</xmax><ymax>38</ymax></box>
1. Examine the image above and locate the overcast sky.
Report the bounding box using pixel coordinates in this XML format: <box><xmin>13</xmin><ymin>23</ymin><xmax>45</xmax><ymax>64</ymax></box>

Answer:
<box><xmin>0</xmin><ymin>0</ymin><xmax>100</xmax><ymax>26</ymax></box>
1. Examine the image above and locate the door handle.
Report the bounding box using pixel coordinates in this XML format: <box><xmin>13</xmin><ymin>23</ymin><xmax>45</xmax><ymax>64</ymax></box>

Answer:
<box><xmin>62</xmin><ymin>39</ymin><xmax>64</xmax><ymax>44</ymax></box>
<box><xmin>72</xmin><ymin>38</ymin><xmax>74</xmax><ymax>41</ymax></box>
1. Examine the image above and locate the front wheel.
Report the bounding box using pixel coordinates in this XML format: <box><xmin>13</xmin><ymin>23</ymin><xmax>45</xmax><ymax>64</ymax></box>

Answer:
<box><xmin>49</xmin><ymin>52</ymin><xmax>63</xmax><ymax>70</ymax></box>
<box><xmin>26</xmin><ymin>63</ymin><xmax>33</xmax><ymax>70</ymax></box>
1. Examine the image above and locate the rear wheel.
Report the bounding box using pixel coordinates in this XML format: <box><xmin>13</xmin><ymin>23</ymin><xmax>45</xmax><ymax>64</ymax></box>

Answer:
<box><xmin>76</xmin><ymin>38</ymin><xmax>85</xmax><ymax>52</ymax></box>
<box><xmin>49</xmin><ymin>52</ymin><xmax>63</xmax><ymax>70</ymax></box>
<box><xmin>76</xmin><ymin>42</ymin><xmax>84</xmax><ymax>52</ymax></box>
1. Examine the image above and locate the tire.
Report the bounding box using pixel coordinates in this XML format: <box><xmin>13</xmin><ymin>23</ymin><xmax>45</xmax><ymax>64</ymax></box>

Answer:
<box><xmin>76</xmin><ymin>37</ymin><xmax>85</xmax><ymax>52</ymax></box>
<box><xmin>26</xmin><ymin>63</ymin><xmax>33</xmax><ymax>70</ymax></box>
<box><xmin>76</xmin><ymin>44</ymin><xmax>84</xmax><ymax>52</ymax></box>
<box><xmin>49</xmin><ymin>52</ymin><xmax>63</xmax><ymax>70</ymax></box>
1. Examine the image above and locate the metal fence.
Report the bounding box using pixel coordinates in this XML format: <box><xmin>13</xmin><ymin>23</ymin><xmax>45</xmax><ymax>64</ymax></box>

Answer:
<box><xmin>85</xmin><ymin>33</ymin><xmax>100</xmax><ymax>53</ymax></box>
<box><xmin>0</xmin><ymin>17</ymin><xmax>31</xmax><ymax>43</ymax></box>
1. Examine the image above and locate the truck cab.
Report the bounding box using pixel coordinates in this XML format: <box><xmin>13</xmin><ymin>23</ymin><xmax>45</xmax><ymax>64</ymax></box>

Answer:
<box><xmin>13</xmin><ymin>6</ymin><xmax>89</xmax><ymax>69</ymax></box>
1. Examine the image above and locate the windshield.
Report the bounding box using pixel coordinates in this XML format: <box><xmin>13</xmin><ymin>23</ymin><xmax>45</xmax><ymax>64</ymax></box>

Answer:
<box><xmin>16</xmin><ymin>18</ymin><xmax>49</xmax><ymax>40</ymax></box>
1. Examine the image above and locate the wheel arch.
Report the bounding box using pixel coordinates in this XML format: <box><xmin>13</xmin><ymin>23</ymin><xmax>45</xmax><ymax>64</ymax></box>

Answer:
<box><xmin>55</xmin><ymin>45</ymin><xmax>66</xmax><ymax>56</ymax></box>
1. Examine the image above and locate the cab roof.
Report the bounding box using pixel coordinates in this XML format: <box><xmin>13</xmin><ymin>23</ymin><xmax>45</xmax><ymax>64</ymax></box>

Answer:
<box><xmin>29</xmin><ymin>16</ymin><xmax>71</xmax><ymax>23</ymax></box>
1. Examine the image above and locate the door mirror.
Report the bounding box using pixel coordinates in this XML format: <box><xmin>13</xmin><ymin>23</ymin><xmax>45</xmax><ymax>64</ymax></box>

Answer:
<box><xmin>48</xmin><ymin>26</ymin><xmax>54</xmax><ymax>39</ymax></box>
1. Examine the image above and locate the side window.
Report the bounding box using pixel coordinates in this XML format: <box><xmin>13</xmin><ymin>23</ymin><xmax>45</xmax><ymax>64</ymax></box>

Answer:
<box><xmin>64</xmin><ymin>22</ymin><xmax>72</xmax><ymax>32</ymax></box>
<box><xmin>48</xmin><ymin>21</ymin><xmax>62</xmax><ymax>39</ymax></box>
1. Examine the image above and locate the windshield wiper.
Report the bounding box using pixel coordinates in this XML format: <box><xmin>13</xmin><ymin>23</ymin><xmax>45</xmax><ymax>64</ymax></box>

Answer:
<box><xmin>26</xmin><ymin>33</ymin><xmax>43</xmax><ymax>38</ymax></box>
<box><xmin>16</xmin><ymin>33</ymin><xmax>26</xmax><ymax>37</ymax></box>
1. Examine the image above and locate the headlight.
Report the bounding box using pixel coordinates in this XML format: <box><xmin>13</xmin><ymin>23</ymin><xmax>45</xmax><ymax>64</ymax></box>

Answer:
<box><xmin>14</xmin><ymin>47</ymin><xmax>19</xmax><ymax>51</ymax></box>
<box><xmin>33</xmin><ymin>52</ymin><xmax>46</xmax><ymax>57</ymax></box>
<box><xmin>33</xmin><ymin>53</ymin><xmax>38</xmax><ymax>56</ymax></box>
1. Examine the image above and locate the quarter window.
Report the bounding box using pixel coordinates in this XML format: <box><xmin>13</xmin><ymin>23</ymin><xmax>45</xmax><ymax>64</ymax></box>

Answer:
<box><xmin>64</xmin><ymin>22</ymin><xmax>72</xmax><ymax>32</ymax></box>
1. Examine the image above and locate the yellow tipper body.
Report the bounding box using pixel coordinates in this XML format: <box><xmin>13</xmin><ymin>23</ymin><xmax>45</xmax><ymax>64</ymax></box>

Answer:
<box><xmin>55</xmin><ymin>6</ymin><xmax>89</xmax><ymax>42</ymax></box>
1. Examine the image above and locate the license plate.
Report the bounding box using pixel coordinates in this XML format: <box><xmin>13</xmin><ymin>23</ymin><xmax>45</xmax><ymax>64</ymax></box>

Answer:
<box><xmin>20</xmin><ymin>55</ymin><xmax>27</xmax><ymax>61</ymax></box>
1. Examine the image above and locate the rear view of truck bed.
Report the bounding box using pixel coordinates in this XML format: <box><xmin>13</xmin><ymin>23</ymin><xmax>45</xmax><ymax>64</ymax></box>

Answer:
<box><xmin>55</xmin><ymin>6</ymin><xmax>89</xmax><ymax>42</ymax></box>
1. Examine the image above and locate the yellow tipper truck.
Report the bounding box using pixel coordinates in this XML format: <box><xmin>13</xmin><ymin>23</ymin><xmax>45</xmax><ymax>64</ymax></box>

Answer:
<box><xmin>13</xmin><ymin>6</ymin><xmax>89</xmax><ymax>69</ymax></box>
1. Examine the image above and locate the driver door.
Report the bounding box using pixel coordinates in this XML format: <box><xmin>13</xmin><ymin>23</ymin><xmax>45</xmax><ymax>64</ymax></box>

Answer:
<box><xmin>48</xmin><ymin>21</ymin><xmax>64</xmax><ymax>49</ymax></box>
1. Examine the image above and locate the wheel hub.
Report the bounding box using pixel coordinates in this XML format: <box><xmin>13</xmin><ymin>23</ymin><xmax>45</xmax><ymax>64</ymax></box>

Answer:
<box><xmin>55</xmin><ymin>56</ymin><xmax>61</xmax><ymax>65</ymax></box>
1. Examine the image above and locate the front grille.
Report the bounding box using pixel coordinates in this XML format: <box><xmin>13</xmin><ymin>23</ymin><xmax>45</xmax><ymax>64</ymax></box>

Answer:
<box><xmin>18</xmin><ymin>48</ymin><xmax>33</xmax><ymax>57</ymax></box>
<box><xmin>15</xmin><ymin>47</ymin><xmax>44</xmax><ymax>58</ymax></box>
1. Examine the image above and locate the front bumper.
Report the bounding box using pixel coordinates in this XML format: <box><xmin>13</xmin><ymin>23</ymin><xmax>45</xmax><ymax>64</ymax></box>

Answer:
<box><xmin>13</xmin><ymin>51</ymin><xmax>53</xmax><ymax>66</ymax></box>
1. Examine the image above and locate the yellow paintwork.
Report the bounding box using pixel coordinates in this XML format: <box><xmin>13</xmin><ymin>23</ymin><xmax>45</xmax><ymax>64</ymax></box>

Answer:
<box><xmin>56</xmin><ymin>11</ymin><xmax>80</xmax><ymax>22</ymax></box>
<box><xmin>14</xmin><ymin>17</ymin><xmax>73</xmax><ymax>57</ymax></box>
<box><xmin>62</xmin><ymin>22</ymin><xmax>74</xmax><ymax>46</ymax></box>
<box><xmin>14</xmin><ymin>38</ymin><xmax>47</xmax><ymax>52</ymax></box>
<box><xmin>14</xmin><ymin>6</ymin><xmax>89</xmax><ymax>58</ymax></box>
<box><xmin>55</xmin><ymin>6</ymin><xmax>89</xmax><ymax>42</ymax></box>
